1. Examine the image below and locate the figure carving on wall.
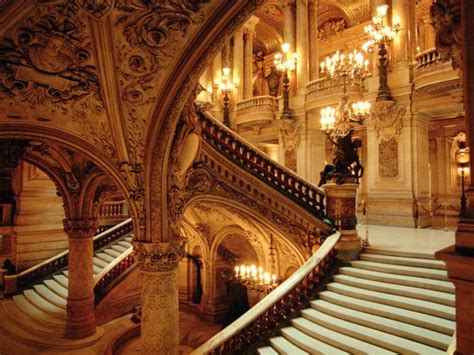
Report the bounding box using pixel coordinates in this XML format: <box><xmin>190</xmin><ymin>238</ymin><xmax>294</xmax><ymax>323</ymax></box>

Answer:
<box><xmin>319</xmin><ymin>131</ymin><xmax>364</xmax><ymax>186</ymax></box>
<box><xmin>265</xmin><ymin>65</ymin><xmax>281</xmax><ymax>97</ymax></box>
<box><xmin>252</xmin><ymin>51</ymin><xmax>265</xmax><ymax>96</ymax></box>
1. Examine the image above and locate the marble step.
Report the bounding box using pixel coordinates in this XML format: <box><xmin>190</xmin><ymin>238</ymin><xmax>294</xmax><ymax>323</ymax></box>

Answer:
<box><xmin>350</xmin><ymin>260</ymin><xmax>449</xmax><ymax>281</ymax></box>
<box><xmin>360</xmin><ymin>253</ymin><xmax>447</xmax><ymax>270</ymax></box>
<box><xmin>333</xmin><ymin>274</ymin><xmax>455</xmax><ymax>306</ymax></box>
<box><xmin>12</xmin><ymin>295</ymin><xmax>65</xmax><ymax>327</ymax></box>
<box><xmin>62</xmin><ymin>270</ymin><xmax>69</xmax><ymax>277</ymax></box>
<box><xmin>257</xmin><ymin>346</ymin><xmax>279</xmax><ymax>355</ymax></box>
<box><xmin>280</xmin><ymin>326</ymin><xmax>349</xmax><ymax>354</ymax></box>
<box><xmin>118</xmin><ymin>241</ymin><xmax>132</xmax><ymax>248</ymax></box>
<box><xmin>3</xmin><ymin>300</ymin><xmax>65</xmax><ymax>337</ymax></box>
<box><xmin>311</xmin><ymin>299</ymin><xmax>451</xmax><ymax>350</ymax></box>
<box><xmin>33</xmin><ymin>284</ymin><xmax>67</xmax><ymax>309</ymax></box>
<box><xmin>364</xmin><ymin>247</ymin><xmax>436</xmax><ymax>260</ymax></box>
<box><xmin>43</xmin><ymin>279</ymin><xmax>68</xmax><ymax>299</ymax></box>
<box><xmin>23</xmin><ymin>289</ymin><xmax>66</xmax><ymax>319</ymax></box>
<box><xmin>291</xmin><ymin>317</ymin><xmax>396</xmax><ymax>354</ymax></box>
<box><xmin>112</xmin><ymin>245</ymin><xmax>128</xmax><ymax>253</ymax></box>
<box><xmin>301</xmin><ymin>308</ymin><xmax>444</xmax><ymax>354</ymax></box>
<box><xmin>123</xmin><ymin>236</ymin><xmax>133</xmax><ymax>243</ymax></box>
<box><xmin>319</xmin><ymin>290</ymin><xmax>455</xmax><ymax>335</ymax></box>
<box><xmin>93</xmin><ymin>264</ymin><xmax>103</xmax><ymax>274</ymax></box>
<box><xmin>53</xmin><ymin>274</ymin><xmax>69</xmax><ymax>289</ymax></box>
<box><xmin>96</xmin><ymin>252</ymin><xmax>115</xmax><ymax>263</ymax></box>
<box><xmin>269</xmin><ymin>336</ymin><xmax>308</xmax><ymax>355</ymax></box>
<box><xmin>339</xmin><ymin>266</ymin><xmax>455</xmax><ymax>294</ymax></box>
<box><xmin>93</xmin><ymin>256</ymin><xmax>109</xmax><ymax>269</ymax></box>
<box><xmin>326</xmin><ymin>282</ymin><xmax>455</xmax><ymax>320</ymax></box>
<box><xmin>104</xmin><ymin>249</ymin><xmax>121</xmax><ymax>258</ymax></box>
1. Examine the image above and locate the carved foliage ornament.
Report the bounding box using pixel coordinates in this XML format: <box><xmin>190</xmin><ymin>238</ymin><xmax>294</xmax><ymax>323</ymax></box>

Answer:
<box><xmin>133</xmin><ymin>239</ymin><xmax>186</xmax><ymax>272</ymax></box>
<box><xmin>317</xmin><ymin>20</ymin><xmax>347</xmax><ymax>42</ymax></box>
<box><xmin>0</xmin><ymin>139</ymin><xmax>29</xmax><ymax>169</ymax></box>
<box><xmin>0</xmin><ymin>1</ymin><xmax>103</xmax><ymax>121</ymax></box>
<box><xmin>279</xmin><ymin>118</ymin><xmax>302</xmax><ymax>153</ymax></box>
<box><xmin>372</xmin><ymin>100</ymin><xmax>406</xmax><ymax>143</ymax></box>
<box><xmin>75</xmin><ymin>0</ymin><xmax>115</xmax><ymax>19</ymax></box>
<box><xmin>378</xmin><ymin>138</ymin><xmax>399</xmax><ymax>179</ymax></box>
<box><xmin>63</xmin><ymin>218</ymin><xmax>99</xmax><ymax>238</ymax></box>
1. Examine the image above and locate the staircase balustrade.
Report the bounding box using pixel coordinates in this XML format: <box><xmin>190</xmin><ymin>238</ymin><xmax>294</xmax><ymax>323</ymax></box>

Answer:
<box><xmin>192</xmin><ymin>233</ymin><xmax>340</xmax><ymax>355</ymax></box>
<box><xmin>3</xmin><ymin>218</ymin><xmax>133</xmax><ymax>295</ymax></box>
<box><xmin>198</xmin><ymin>112</ymin><xmax>327</xmax><ymax>219</ymax></box>
<box><xmin>94</xmin><ymin>248</ymin><xmax>136</xmax><ymax>304</ymax></box>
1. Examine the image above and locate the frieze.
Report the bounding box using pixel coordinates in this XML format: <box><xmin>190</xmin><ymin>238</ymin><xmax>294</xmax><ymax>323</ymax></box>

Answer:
<box><xmin>133</xmin><ymin>239</ymin><xmax>186</xmax><ymax>272</ymax></box>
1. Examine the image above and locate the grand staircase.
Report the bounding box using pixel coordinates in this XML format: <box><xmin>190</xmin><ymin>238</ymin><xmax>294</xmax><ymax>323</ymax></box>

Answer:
<box><xmin>257</xmin><ymin>248</ymin><xmax>455</xmax><ymax>354</ymax></box>
<box><xmin>0</xmin><ymin>233</ymin><xmax>133</xmax><ymax>348</ymax></box>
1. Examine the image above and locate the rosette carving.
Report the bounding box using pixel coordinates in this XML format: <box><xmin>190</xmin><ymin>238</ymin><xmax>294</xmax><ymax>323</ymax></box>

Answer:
<box><xmin>133</xmin><ymin>239</ymin><xmax>186</xmax><ymax>272</ymax></box>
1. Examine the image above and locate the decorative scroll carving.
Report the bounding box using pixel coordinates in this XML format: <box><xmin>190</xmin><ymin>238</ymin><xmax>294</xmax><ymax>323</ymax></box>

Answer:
<box><xmin>0</xmin><ymin>139</ymin><xmax>29</xmax><ymax>169</ymax></box>
<box><xmin>75</xmin><ymin>0</ymin><xmax>115</xmax><ymax>19</ymax></box>
<box><xmin>317</xmin><ymin>20</ymin><xmax>346</xmax><ymax>41</ymax></box>
<box><xmin>0</xmin><ymin>1</ymin><xmax>103</xmax><ymax>122</ymax></box>
<box><xmin>194</xmin><ymin>223</ymin><xmax>211</xmax><ymax>245</ymax></box>
<box><xmin>279</xmin><ymin>118</ymin><xmax>302</xmax><ymax>154</ymax></box>
<box><xmin>372</xmin><ymin>100</ymin><xmax>406</xmax><ymax>142</ymax></box>
<box><xmin>63</xmin><ymin>218</ymin><xmax>99</xmax><ymax>239</ymax></box>
<box><xmin>133</xmin><ymin>239</ymin><xmax>186</xmax><ymax>272</ymax></box>
<box><xmin>430</xmin><ymin>0</ymin><xmax>461</xmax><ymax>69</ymax></box>
<box><xmin>378</xmin><ymin>138</ymin><xmax>399</xmax><ymax>179</ymax></box>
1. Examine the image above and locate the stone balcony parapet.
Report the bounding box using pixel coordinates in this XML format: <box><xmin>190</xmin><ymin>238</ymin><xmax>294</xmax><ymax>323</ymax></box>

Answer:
<box><xmin>235</xmin><ymin>95</ymin><xmax>279</xmax><ymax>127</ymax></box>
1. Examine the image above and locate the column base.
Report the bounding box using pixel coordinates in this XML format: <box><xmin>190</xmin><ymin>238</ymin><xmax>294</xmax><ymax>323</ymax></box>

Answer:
<box><xmin>336</xmin><ymin>229</ymin><xmax>362</xmax><ymax>262</ymax></box>
<box><xmin>65</xmin><ymin>296</ymin><xmax>96</xmax><ymax>339</ymax></box>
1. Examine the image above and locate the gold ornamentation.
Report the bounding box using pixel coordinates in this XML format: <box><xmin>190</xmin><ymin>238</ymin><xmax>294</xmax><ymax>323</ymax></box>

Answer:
<box><xmin>133</xmin><ymin>239</ymin><xmax>186</xmax><ymax>272</ymax></box>
<box><xmin>372</xmin><ymin>100</ymin><xmax>405</xmax><ymax>142</ymax></box>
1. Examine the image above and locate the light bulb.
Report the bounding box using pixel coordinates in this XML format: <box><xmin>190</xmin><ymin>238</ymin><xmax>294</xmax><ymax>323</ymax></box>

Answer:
<box><xmin>281</xmin><ymin>43</ymin><xmax>290</xmax><ymax>53</ymax></box>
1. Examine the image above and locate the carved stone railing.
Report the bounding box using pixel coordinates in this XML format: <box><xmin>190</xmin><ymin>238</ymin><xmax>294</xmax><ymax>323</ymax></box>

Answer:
<box><xmin>192</xmin><ymin>233</ymin><xmax>340</xmax><ymax>354</ymax></box>
<box><xmin>415</xmin><ymin>48</ymin><xmax>444</xmax><ymax>69</ymax></box>
<box><xmin>94</xmin><ymin>248</ymin><xmax>136</xmax><ymax>304</ymax></box>
<box><xmin>198</xmin><ymin>112</ymin><xmax>327</xmax><ymax>220</ymax></box>
<box><xmin>235</xmin><ymin>95</ymin><xmax>279</xmax><ymax>127</ymax></box>
<box><xmin>4</xmin><ymin>218</ymin><xmax>133</xmax><ymax>295</ymax></box>
<box><xmin>100</xmin><ymin>201</ymin><xmax>128</xmax><ymax>218</ymax></box>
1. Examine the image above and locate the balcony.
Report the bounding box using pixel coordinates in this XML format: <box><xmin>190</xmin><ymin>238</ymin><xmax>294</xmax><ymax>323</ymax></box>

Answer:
<box><xmin>235</xmin><ymin>95</ymin><xmax>279</xmax><ymax>127</ymax></box>
<box><xmin>413</xmin><ymin>48</ymin><xmax>461</xmax><ymax>95</ymax></box>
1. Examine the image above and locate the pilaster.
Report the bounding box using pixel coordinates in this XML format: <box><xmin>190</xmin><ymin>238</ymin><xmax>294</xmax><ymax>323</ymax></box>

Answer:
<box><xmin>295</xmin><ymin>0</ymin><xmax>309</xmax><ymax>91</ymax></box>
<box><xmin>133</xmin><ymin>239</ymin><xmax>186</xmax><ymax>354</ymax></box>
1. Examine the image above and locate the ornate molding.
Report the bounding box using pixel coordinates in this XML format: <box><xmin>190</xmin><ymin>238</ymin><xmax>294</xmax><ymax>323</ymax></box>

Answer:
<box><xmin>430</xmin><ymin>0</ymin><xmax>462</xmax><ymax>69</ymax></box>
<box><xmin>279</xmin><ymin>118</ymin><xmax>302</xmax><ymax>153</ymax></box>
<box><xmin>317</xmin><ymin>19</ymin><xmax>346</xmax><ymax>42</ymax></box>
<box><xmin>63</xmin><ymin>218</ymin><xmax>98</xmax><ymax>239</ymax></box>
<box><xmin>0</xmin><ymin>139</ymin><xmax>29</xmax><ymax>169</ymax></box>
<box><xmin>372</xmin><ymin>100</ymin><xmax>406</xmax><ymax>143</ymax></box>
<box><xmin>75</xmin><ymin>0</ymin><xmax>115</xmax><ymax>20</ymax></box>
<box><xmin>133</xmin><ymin>239</ymin><xmax>186</xmax><ymax>272</ymax></box>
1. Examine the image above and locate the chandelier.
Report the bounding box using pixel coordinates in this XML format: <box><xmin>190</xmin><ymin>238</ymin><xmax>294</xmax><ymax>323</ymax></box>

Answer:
<box><xmin>320</xmin><ymin>49</ymin><xmax>371</xmax><ymax>138</ymax></box>
<box><xmin>362</xmin><ymin>4</ymin><xmax>400</xmax><ymax>101</ymax></box>
<box><xmin>274</xmin><ymin>43</ymin><xmax>298</xmax><ymax>120</ymax></box>
<box><xmin>231</xmin><ymin>234</ymin><xmax>279</xmax><ymax>294</ymax></box>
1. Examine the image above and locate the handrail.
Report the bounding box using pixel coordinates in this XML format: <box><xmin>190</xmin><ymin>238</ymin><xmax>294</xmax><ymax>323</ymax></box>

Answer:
<box><xmin>94</xmin><ymin>247</ymin><xmax>136</xmax><ymax>304</ymax></box>
<box><xmin>4</xmin><ymin>218</ymin><xmax>133</xmax><ymax>295</ymax></box>
<box><xmin>197</xmin><ymin>111</ymin><xmax>328</xmax><ymax>220</ymax></box>
<box><xmin>192</xmin><ymin>232</ymin><xmax>341</xmax><ymax>354</ymax></box>
<box><xmin>415</xmin><ymin>47</ymin><xmax>444</xmax><ymax>68</ymax></box>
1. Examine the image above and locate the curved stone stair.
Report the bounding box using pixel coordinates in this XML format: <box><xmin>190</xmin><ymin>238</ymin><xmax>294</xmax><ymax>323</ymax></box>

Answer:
<box><xmin>0</xmin><ymin>234</ymin><xmax>133</xmax><ymax>348</ymax></box>
<box><xmin>258</xmin><ymin>248</ymin><xmax>455</xmax><ymax>354</ymax></box>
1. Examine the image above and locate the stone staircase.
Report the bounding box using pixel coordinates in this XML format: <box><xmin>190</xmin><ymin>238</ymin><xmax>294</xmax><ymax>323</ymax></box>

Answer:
<box><xmin>258</xmin><ymin>248</ymin><xmax>455</xmax><ymax>354</ymax></box>
<box><xmin>0</xmin><ymin>234</ymin><xmax>133</xmax><ymax>348</ymax></box>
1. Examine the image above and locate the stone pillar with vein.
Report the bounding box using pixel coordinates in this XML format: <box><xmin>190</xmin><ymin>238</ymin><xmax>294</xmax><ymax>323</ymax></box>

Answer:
<box><xmin>296</xmin><ymin>0</ymin><xmax>309</xmax><ymax>91</ymax></box>
<box><xmin>134</xmin><ymin>239</ymin><xmax>186</xmax><ymax>354</ymax></box>
<box><xmin>63</xmin><ymin>218</ymin><xmax>98</xmax><ymax>339</ymax></box>
<box><xmin>308</xmin><ymin>0</ymin><xmax>319</xmax><ymax>81</ymax></box>
<box><xmin>233</xmin><ymin>28</ymin><xmax>244</xmax><ymax>102</ymax></box>
<box><xmin>243</xmin><ymin>17</ymin><xmax>258</xmax><ymax>99</ymax></box>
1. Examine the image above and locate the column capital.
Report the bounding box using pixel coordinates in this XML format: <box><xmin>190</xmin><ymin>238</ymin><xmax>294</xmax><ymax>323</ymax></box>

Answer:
<box><xmin>133</xmin><ymin>239</ymin><xmax>186</xmax><ymax>272</ymax></box>
<box><xmin>63</xmin><ymin>218</ymin><xmax>98</xmax><ymax>239</ymax></box>
<box><xmin>243</xmin><ymin>15</ymin><xmax>259</xmax><ymax>33</ymax></box>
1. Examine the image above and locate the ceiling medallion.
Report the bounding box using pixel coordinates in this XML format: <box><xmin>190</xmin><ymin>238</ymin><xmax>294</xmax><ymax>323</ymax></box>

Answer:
<box><xmin>75</xmin><ymin>0</ymin><xmax>115</xmax><ymax>20</ymax></box>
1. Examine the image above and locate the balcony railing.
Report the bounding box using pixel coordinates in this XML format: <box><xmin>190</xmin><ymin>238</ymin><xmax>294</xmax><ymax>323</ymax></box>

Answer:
<box><xmin>235</xmin><ymin>95</ymin><xmax>279</xmax><ymax>127</ymax></box>
<box><xmin>305</xmin><ymin>77</ymin><xmax>365</xmax><ymax>103</ymax></box>
<box><xmin>415</xmin><ymin>48</ymin><xmax>444</xmax><ymax>69</ymax></box>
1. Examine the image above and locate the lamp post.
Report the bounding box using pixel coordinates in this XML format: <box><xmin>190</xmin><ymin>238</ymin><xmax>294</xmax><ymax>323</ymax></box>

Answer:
<box><xmin>216</xmin><ymin>67</ymin><xmax>235</xmax><ymax>127</ymax></box>
<box><xmin>319</xmin><ymin>49</ymin><xmax>371</xmax><ymax>185</ymax></box>
<box><xmin>363</xmin><ymin>4</ymin><xmax>400</xmax><ymax>101</ymax></box>
<box><xmin>274</xmin><ymin>43</ymin><xmax>297</xmax><ymax>120</ymax></box>
<box><xmin>455</xmin><ymin>133</ymin><xmax>470</xmax><ymax>212</ymax></box>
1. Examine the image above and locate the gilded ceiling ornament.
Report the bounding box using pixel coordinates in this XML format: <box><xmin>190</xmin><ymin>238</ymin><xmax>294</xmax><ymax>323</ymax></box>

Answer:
<box><xmin>75</xmin><ymin>0</ymin><xmax>115</xmax><ymax>20</ymax></box>
<box><xmin>317</xmin><ymin>20</ymin><xmax>347</xmax><ymax>42</ymax></box>
<box><xmin>371</xmin><ymin>100</ymin><xmax>406</xmax><ymax>143</ymax></box>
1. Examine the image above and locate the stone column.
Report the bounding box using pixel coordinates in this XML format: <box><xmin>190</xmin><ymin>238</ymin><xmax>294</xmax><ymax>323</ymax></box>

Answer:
<box><xmin>134</xmin><ymin>239</ymin><xmax>186</xmax><ymax>354</ymax></box>
<box><xmin>283</xmin><ymin>1</ymin><xmax>296</xmax><ymax>50</ymax></box>
<box><xmin>308</xmin><ymin>0</ymin><xmax>319</xmax><ymax>81</ymax></box>
<box><xmin>323</xmin><ymin>184</ymin><xmax>361</xmax><ymax>261</ymax></box>
<box><xmin>63</xmin><ymin>218</ymin><xmax>98</xmax><ymax>339</ymax></box>
<box><xmin>243</xmin><ymin>18</ymin><xmax>258</xmax><ymax>99</ymax></box>
<box><xmin>211</xmin><ymin>51</ymin><xmax>222</xmax><ymax>104</ymax></box>
<box><xmin>296</xmin><ymin>0</ymin><xmax>309</xmax><ymax>91</ymax></box>
<box><xmin>392</xmin><ymin>0</ymin><xmax>412</xmax><ymax>64</ymax></box>
<box><xmin>233</xmin><ymin>28</ymin><xmax>244</xmax><ymax>102</ymax></box>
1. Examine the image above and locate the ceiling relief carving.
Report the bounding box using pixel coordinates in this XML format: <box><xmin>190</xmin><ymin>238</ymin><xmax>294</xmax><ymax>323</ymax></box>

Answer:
<box><xmin>75</xmin><ymin>0</ymin><xmax>115</xmax><ymax>19</ymax></box>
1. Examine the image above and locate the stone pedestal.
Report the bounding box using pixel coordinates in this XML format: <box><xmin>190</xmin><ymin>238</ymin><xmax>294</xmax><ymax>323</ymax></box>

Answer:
<box><xmin>133</xmin><ymin>239</ymin><xmax>186</xmax><ymax>354</ymax></box>
<box><xmin>63</xmin><ymin>218</ymin><xmax>98</xmax><ymax>339</ymax></box>
<box><xmin>323</xmin><ymin>183</ymin><xmax>361</xmax><ymax>261</ymax></box>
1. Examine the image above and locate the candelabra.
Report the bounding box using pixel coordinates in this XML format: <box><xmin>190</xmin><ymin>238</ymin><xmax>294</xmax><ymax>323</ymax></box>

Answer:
<box><xmin>363</xmin><ymin>4</ymin><xmax>400</xmax><ymax>101</ymax></box>
<box><xmin>232</xmin><ymin>234</ymin><xmax>279</xmax><ymax>294</ymax></box>
<box><xmin>455</xmin><ymin>132</ymin><xmax>470</xmax><ymax>212</ymax></box>
<box><xmin>274</xmin><ymin>43</ymin><xmax>298</xmax><ymax>120</ymax></box>
<box><xmin>319</xmin><ymin>49</ymin><xmax>370</xmax><ymax>185</ymax></box>
<box><xmin>216</xmin><ymin>67</ymin><xmax>235</xmax><ymax>127</ymax></box>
